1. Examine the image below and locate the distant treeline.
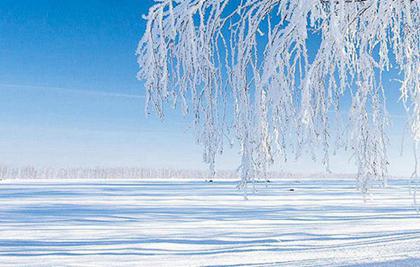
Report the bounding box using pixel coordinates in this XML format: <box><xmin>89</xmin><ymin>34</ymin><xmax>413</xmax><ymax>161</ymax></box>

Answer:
<box><xmin>0</xmin><ymin>165</ymin><xmax>363</xmax><ymax>180</ymax></box>
<box><xmin>0</xmin><ymin>166</ymin><xmax>236</xmax><ymax>180</ymax></box>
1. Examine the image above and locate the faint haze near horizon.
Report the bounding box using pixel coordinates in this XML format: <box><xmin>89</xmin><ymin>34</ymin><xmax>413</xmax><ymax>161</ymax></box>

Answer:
<box><xmin>0</xmin><ymin>0</ymin><xmax>416</xmax><ymax>176</ymax></box>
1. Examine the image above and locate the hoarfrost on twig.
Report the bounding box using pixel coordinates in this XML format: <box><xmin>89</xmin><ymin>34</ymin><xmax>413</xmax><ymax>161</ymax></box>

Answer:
<box><xmin>137</xmin><ymin>0</ymin><xmax>419</xmax><ymax>194</ymax></box>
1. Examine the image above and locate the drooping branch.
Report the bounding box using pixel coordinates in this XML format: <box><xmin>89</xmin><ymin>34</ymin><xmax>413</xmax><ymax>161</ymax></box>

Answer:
<box><xmin>137</xmin><ymin>0</ymin><xmax>419</xmax><ymax>193</ymax></box>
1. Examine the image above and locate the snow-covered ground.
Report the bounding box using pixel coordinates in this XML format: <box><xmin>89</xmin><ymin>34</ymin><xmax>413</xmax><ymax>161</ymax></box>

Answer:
<box><xmin>0</xmin><ymin>179</ymin><xmax>419</xmax><ymax>266</ymax></box>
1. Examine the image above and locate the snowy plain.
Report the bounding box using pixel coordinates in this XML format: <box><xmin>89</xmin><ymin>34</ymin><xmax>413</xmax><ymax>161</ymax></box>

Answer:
<box><xmin>0</xmin><ymin>178</ymin><xmax>419</xmax><ymax>266</ymax></box>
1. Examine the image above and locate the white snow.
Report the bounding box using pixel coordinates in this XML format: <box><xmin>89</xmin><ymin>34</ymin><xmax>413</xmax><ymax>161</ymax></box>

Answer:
<box><xmin>0</xmin><ymin>179</ymin><xmax>419</xmax><ymax>266</ymax></box>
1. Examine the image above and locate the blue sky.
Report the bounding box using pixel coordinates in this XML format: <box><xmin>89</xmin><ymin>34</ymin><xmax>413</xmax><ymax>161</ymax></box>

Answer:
<box><xmin>0</xmin><ymin>0</ymin><xmax>414</xmax><ymax>175</ymax></box>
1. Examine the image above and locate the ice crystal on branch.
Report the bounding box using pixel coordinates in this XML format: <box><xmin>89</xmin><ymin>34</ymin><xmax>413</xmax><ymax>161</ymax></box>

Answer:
<box><xmin>137</xmin><ymin>0</ymin><xmax>419</xmax><ymax>193</ymax></box>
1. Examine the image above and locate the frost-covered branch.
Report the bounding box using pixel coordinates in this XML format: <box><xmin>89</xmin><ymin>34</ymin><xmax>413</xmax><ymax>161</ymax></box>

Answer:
<box><xmin>137</xmin><ymin>0</ymin><xmax>419</xmax><ymax>194</ymax></box>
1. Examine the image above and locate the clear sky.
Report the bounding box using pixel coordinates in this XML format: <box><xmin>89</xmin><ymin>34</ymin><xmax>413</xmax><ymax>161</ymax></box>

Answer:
<box><xmin>0</xmin><ymin>0</ymin><xmax>415</xmax><ymax>175</ymax></box>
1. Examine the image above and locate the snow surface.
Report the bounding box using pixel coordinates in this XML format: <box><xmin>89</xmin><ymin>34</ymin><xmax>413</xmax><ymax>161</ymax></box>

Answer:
<box><xmin>0</xmin><ymin>179</ymin><xmax>419</xmax><ymax>266</ymax></box>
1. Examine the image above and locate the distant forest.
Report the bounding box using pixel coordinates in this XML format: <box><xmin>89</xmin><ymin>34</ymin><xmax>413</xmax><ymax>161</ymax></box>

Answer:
<box><xmin>0</xmin><ymin>165</ymin><xmax>372</xmax><ymax>180</ymax></box>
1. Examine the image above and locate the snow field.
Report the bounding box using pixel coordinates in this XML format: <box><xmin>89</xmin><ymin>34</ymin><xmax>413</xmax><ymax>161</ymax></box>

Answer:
<box><xmin>0</xmin><ymin>179</ymin><xmax>419</xmax><ymax>266</ymax></box>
